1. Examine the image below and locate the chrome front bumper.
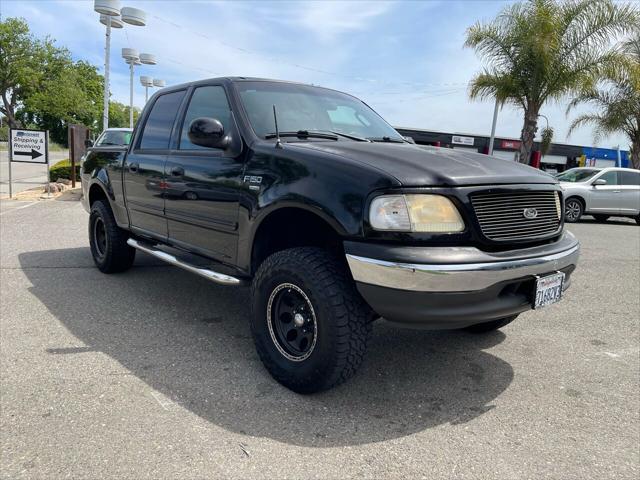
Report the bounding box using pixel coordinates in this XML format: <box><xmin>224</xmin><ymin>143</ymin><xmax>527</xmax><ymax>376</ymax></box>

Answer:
<box><xmin>346</xmin><ymin>232</ymin><xmax>580</xmax><ymax>293</ymax></box>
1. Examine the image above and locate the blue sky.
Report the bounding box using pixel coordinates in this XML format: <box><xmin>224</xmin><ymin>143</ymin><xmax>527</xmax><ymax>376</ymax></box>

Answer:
<box><xmin>1</xmin><ymin>0</ymin><xmax>631</xmax><ymax>149</ymax></box>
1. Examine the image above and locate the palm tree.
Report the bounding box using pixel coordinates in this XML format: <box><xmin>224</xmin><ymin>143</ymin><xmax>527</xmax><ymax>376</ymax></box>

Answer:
<box><xmin>465</xmin><ymin>0</ymin><xmax>638</xmax><ymax>164</ymax></box>
<box><xmin>567</xmin><ymin>36</ymin><xmax>640</xmax><ymax>169</ymax></box>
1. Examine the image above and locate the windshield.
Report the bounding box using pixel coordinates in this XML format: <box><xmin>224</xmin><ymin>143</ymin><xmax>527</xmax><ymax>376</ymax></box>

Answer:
<box><xmin>556</xmin><ymin>168</ymin><xmax>600</xmax><ymax>183</ymax></box>
<box><xmin>95</xmin><ymin>130</ymin><xmax>132</xmax><ymax>146</ymax></box>
<box><xmin>236</xmin><ymin>81</ymin><xmax>404</xmax><ymax>141</ymax></box>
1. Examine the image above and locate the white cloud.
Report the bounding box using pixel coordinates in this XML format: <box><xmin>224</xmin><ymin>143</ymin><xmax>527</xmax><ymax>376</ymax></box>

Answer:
<box><xmin>289</xmin><ymin>1</ymin><xmax>395</xmax><ymax>42</ymax></box>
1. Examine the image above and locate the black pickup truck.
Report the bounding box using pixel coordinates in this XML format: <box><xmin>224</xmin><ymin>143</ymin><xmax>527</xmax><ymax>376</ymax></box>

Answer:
<box><xmin>81</xmin><ymin>77</ymin><xmax>580</xmax><ymax>393</ymax></box>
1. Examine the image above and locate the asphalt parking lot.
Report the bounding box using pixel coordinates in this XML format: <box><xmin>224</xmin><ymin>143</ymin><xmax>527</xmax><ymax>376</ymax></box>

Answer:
<box><xmin>1</xmin><ymin>197</ymin><xmax>638</xmax><ymax>479</ymax></box>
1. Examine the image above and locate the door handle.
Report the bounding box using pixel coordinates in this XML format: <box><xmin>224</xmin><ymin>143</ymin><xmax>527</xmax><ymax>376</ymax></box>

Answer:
<box><xmin>170</xmin><ymin>166</ymin><xmax>184</xmax><ymax>177</ymax></box>
<box><xmin>128</xmin><ymin>162</ymin><xmax>139</xmax><ymax>173</ymax></box>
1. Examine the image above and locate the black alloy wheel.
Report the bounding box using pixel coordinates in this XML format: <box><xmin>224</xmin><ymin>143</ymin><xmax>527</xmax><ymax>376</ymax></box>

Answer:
<box><xmin>267</xmin><ymin>283</ymin><xmax>317</xmax><ymax>361</ymax></box>
<box><xmin>92</xmin><ymin>216</ymin><xmax>108</xmax><ymax>260</ymax></box>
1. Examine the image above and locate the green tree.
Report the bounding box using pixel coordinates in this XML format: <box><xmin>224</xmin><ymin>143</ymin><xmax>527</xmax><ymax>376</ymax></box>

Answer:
<box><xmin>1</xmin><ymin>17</ymin><xmax>104</xmax><ymax>144</ymax></box>
<box><xmin>107</xmin><ymin>101</ymin><xmax>140</xmax><ymax>129</ymax></box>
<box><xmin>0</xmin><ymin>17</ymin><xmax>61</xmax><ymax>128</ymax></box>
<box><xmin>465</xmin><ymin>0</ymin><xmax>638</xmax><ymax>164</ymax></box>
<box><xmin>567</xmin><ymin>36</ymin><xmax>640</xmax><ymax>169</ymax></box>
<box><xmin>19</xmin><ymin>60</ymin><xmax>104</xmax><ymax>144</ymax></box>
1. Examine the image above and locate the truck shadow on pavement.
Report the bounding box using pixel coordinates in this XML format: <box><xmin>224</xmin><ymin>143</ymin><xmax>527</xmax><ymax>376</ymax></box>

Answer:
<box><xmin>20</xmin><ymin>248</ymin><xmax>514</xmax><ymax>448</ymax></box>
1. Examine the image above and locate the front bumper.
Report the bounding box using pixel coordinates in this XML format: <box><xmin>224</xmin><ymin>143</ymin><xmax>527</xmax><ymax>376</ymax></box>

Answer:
<box><xmin>345</xmin><ymin>232</ymin><xmax>580</xmax><ymax>329</ymax></box>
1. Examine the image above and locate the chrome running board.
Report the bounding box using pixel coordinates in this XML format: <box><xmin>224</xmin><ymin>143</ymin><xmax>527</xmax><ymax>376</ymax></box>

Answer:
<box><xmin>127</xmin><ymin>238</ymin><xmax>242</xmax><ymax>286</ymax></box>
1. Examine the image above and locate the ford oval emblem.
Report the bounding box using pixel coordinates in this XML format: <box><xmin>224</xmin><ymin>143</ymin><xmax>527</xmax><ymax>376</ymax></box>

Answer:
<box><xmin>523</xmin><ymin>208</ymin><xmax>538</xmax><ymax>219</ymax></box>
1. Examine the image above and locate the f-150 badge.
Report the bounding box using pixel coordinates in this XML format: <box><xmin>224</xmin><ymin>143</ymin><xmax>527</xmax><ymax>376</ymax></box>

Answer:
<box><xmin>243</xmin><ymin>175</ymin><xmax>263</xmax><ymax>190</ymax></box>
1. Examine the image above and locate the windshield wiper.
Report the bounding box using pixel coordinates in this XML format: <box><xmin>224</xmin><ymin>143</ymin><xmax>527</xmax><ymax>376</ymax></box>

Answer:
<box><xmin>317</xmin><ymin>130</ymin><xmax>370</xmax><ymax>142</ymax></box>
<box><xmin>265</xmin><ymin>130</ymin><xmax>338</xmax><ymax>140</ymax></box>
<box><xmin>366</xmin><ymin>136</ymin><xmax>406</xmax><ymax>143</ymax></box>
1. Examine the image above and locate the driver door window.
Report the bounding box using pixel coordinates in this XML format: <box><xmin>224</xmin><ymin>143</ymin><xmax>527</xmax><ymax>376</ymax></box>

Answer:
<box><xmin>180</xmin><ymin>86</ymin><xmax>232</xmax><ymax>150</ymax></box>
<box><xmin>596</xmin><ymin>171</ymin><xmax>618</xmax><ymax>186</ymax></box>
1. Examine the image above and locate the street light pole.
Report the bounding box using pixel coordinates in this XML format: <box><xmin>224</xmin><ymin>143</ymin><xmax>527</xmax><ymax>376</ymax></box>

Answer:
<box><xmin>94</xmin><ymin>1</ymin><xmax>147</xmax><ymax>131</ymax></box>
<box><xmin>103</xmin><ymin>17</ymin><xmax>111</xmax><ymax>130</ymax></box>
<box><xmin>129</xmin><ymin>61</ymin><xmax>135</xmax><ymax>127</ymax></box>
<box><xmin>123</xmin><ymin>50</ymin><xmax>156</xmax><ymax>127</ymax></box>
<box><xmin>539</xmin><ymin>114</ymin><xmax>549</xmax><ymax>130</ymax></box>
<box><xmin>488</xmin><ymin>98</ymin><xmax>499</xmax><ymax>156</ymax></box>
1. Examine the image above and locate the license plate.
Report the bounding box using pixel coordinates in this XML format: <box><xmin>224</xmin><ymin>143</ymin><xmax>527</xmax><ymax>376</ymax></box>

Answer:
<box><xmin>534</xmin><ymin>272</ymin><xmax>565</xmax><ymax>309</ymax></box>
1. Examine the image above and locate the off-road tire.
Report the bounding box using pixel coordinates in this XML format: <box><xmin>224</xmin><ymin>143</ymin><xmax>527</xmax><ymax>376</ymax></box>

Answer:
<box><xmin>89</xmin><ymin>199</ymin><xmax>136</xmax><ymax>273</ymax></box>
<box><xmin>564</xmin><ymin>198</ymin><xmax>583</xmax><ymax>223</ymax></box>
<box><xmin>250</xmin><ymin>247</ymin><xmax>372</xmax><ymax>393</ymax></box>
<box><xmin>592</xmin><ymin>214</ymin><xmax>609</xmax><ymax>222</ymax></box>
<box><xmin>463</xmin><ymin>315</ymin><xmax>518</xmax><ymax>333</ymax></box>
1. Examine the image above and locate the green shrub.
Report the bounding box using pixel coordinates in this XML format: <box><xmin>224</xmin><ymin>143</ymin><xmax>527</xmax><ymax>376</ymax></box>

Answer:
<box><xmin>49</xmin><ymin>159</ymin><xmax>81</xmax><ymax>181</ymax></box>
<box><xmin>0</xmin><ymin>125</ymin><xmax>8</xmax><ymax>142</ymax></box>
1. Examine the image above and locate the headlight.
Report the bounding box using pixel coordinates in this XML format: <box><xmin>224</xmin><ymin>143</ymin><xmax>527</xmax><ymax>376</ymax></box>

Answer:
<box><xmin>369</xmin><ymin>194</ymin><xmax>465</xmax><ymax>232</ymax></box>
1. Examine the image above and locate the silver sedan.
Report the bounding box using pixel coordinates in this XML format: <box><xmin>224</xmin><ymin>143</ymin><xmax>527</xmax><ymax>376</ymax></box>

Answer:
<box><xmin>558</xmin><ymin>167</ymin><xmax>640</xmax><ymax>224</ymax></box>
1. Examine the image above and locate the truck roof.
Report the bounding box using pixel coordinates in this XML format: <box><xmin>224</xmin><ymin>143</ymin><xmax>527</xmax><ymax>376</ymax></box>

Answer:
<box><xmin>157</xmin><ymin>77</ymin><xmax>354</xmax><ymax>98</ymax></box>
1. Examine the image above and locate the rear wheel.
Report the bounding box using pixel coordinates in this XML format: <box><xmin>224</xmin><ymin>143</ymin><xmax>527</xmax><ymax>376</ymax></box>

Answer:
<box><xmin>592</xmin><ymin>214</ymin><xmax>609</xmax><ymax>222</ymax></box>
<box><xmin>463</xmin><ymin>315</ymin><xmax>518</xmax><ymax>333</ymax></box>
<box><xmin>89</xmin><ymin>200</ymin><xmax>136</xmax><ymax>273</ymax></box>
<box><xmin>250</xmin><ymin>247</ymin><xmax>371</xmax><ymax>393</ymax></box>
<box><xmin>564</xmin><ymin>198</ymin><xmax>583</xmax><ymax>223</ymax></box>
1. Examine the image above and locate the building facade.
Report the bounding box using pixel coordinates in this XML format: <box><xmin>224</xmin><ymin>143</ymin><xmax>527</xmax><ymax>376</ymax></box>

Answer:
<box><xmin>395</xmin><ymin>127</ymin><xmax>631</xmax><ymax>172</ymax></box>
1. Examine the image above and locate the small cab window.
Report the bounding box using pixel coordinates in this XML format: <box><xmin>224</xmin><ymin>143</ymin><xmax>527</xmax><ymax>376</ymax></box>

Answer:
<box><xmin>597</xmin><ymin>171</ymin><xmax>618</xmax><ymax>185</ymax></box>
<box><xmin>180</xmin><ymin>86</ymin><xmax>231</xmax><ymax>150</ymax></box>
<box><xmin>139</xmin><ymin>90</ymin><xmax>186</xmax><ymax>150</ymax></box>
<box><xmin>620</xmin><ymin>170</ymin><xmax>640</xmax><ymax>185</ymax></box>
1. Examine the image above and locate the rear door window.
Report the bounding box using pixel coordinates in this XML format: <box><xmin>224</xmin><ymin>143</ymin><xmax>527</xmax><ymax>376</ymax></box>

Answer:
<box><xmin>620</xmin><ymin>170</ymin><xmax>640</xmax><ymax>185</ymax></box>
<box><xmin>138</xmin><ymin>90</ymin><xmax>186</xmax><ymax>150</ymax></box>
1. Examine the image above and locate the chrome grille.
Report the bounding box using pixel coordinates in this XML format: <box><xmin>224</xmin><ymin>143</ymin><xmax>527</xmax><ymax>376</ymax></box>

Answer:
<box><xmin>471</xmin><ymin>191</ymin><xmax>561</xmax><ymax>241</ymax></box>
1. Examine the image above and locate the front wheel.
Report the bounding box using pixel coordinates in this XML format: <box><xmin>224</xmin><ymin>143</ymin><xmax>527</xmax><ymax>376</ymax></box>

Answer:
<box><xmin>463</xmin><ymin>315</ymin><xmax>518</xmax><ymax>333</ymax></box>
<box><xmin>564</xmin><ymin>198</ymin><xmax>583</xmax><ymax>223</ymax></box>
<box><xmin>250</xmin><ymin>247</ymin><xmax>372</xmax><ymax>393</ymax></box>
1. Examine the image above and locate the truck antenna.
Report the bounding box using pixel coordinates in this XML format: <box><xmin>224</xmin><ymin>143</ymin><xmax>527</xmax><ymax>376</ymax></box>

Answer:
<box><xmin>273</xmin><ymin>105</ymin><xmax>283</xmax><ymax>149</ymax></box>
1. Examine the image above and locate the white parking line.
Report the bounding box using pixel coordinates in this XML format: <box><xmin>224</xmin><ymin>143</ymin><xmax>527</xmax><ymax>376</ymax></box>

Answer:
<box><xmin>0</xmin><ymin>201</ymin><xmax>39</xmax><ymax>216</ymax></box>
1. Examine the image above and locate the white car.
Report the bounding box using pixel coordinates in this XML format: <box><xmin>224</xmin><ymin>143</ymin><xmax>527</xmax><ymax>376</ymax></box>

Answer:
<box><xmin>558</xmin><ymin>167</ymin><xmax>640</xmax><ymax>224</ymax></box>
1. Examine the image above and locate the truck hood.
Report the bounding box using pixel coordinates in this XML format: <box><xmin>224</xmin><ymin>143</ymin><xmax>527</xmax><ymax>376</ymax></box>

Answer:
<box><xmin>289</xmin><ymin>142</ymin><xmax>556</xmax><ymax>186</ymax></box>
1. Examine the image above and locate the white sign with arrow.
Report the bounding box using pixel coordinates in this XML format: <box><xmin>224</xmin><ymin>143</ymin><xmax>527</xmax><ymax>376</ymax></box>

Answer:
<box><xmin>8</xmin><ymin>128</ymin><xmax>51</xmax><ymax>199</ymax></box>
<box><xmin>10</xmin><ymin>129</ymin><xmax>48</xmax><ymax>164</ymax></box>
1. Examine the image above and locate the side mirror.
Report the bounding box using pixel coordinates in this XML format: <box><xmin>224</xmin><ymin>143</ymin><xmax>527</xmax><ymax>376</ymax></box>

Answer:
<box><xmin>85</xmin><ymin>139</ymin><xmax>93</xmax><ymax>148</ymax></box>
<box><xmin>593</xmin><ymin>178</ymin><xmax>607</xmax><ymax>186</ymax></box>
<box><xmin>188</xmin><ymin>117</ymin><xmax>229</xmax><ymax>149</ymax></box>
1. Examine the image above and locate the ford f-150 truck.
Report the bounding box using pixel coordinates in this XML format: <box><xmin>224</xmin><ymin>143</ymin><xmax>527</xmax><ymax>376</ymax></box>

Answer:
<box><xmin>81</xmin><ymin>77</ymin><xmax>580</xmax><ymax>393</ymax></box>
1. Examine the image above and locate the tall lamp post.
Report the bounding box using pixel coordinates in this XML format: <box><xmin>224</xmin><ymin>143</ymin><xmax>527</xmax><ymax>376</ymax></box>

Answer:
<box><xmin>140</xmin><ymin>76</ymin><xmax>153</xmax><ymax>102</ymax></box>
<box><xmin>140</xmin><ymin>77</ymin><xmax>166</xmax><ymax>103</ymax></box>
<box><xmin>94</xmin><ymin>1</ymin><xmax>147</xmax><ymax>130</ymax></box>
<box><xmin>123</xmin><ymin>50</ymin><xmax>156</xmax><ymax>127</ymax></box>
